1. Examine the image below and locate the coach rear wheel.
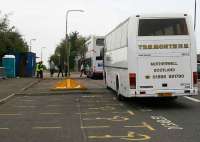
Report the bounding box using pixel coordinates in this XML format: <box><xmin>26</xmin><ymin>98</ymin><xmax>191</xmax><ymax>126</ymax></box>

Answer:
<box><xmin>116</xmin><ymin>77</ymin><xmax>124</xmax><ymax>101</ymax></box>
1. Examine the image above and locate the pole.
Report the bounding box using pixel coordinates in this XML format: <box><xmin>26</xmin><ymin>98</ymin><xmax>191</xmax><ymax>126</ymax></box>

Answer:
<box><xmin>194</xmin><ymin>0</ymin><xmax>197</xmax><ymax>31</ymax></box>
<box><xmin>41</xmin><ymin>47</ymin><xmax>42</xmax><ymax>61</ymax></box>
<box><xmin>66</xmin><ymin>11</ymin><xmax>69</xmax><ymax>76</ymax></box>
<box><xmin>29</xmin><ymin>39</ymin><xmax>36</xmax><ymax>52</ymax></box>
<box><xmin>41</xmin><ymin>47</ymin><xmax>46</xmax><ymax>61</ymax></box>
<box><xmin>66</xmin><ymin>10</ymin><xmax>84</xmax><ymax>77</ymax></box>
<box><xmin>29</xmin><ymin>40</ymin><xmax>32</xmax><ymax>52</ymax></box>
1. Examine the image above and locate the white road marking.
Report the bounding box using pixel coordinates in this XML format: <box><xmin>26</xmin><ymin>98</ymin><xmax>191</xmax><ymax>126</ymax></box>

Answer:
<box><xmin>184</xmin><ymin>96</ymin><xmax>200</xmax><ymax>103</ymax></box>
<box><xmin>0</xmin><ymin>93</ymin><xmax>15</xmax><ymax>103</ymax></box>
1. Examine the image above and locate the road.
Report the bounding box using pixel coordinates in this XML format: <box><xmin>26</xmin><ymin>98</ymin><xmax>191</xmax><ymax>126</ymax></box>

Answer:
<box><xmin>0</xmin><ymin>77</ymin><xmax>200</xmax><ymax>142</ymax></box>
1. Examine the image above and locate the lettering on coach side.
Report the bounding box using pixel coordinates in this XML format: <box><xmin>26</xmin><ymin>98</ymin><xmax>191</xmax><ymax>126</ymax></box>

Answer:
<box><xmin>138</xmin><ymin>43</ymin><xmax>189</xmax><ymax>49</ymax></box>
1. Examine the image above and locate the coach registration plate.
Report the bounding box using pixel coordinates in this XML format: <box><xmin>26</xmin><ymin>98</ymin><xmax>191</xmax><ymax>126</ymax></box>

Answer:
<box><xmin>157</xmin><ymin>93</ymin><xmax>172</xmax><ymax>97</ymax></box>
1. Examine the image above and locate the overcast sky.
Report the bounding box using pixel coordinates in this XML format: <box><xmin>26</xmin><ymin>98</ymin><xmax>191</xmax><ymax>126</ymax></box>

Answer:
<box><xmin>1</xmin><ymin>0</ymin><xmax>199</xmax><ymax>65</ymax></box>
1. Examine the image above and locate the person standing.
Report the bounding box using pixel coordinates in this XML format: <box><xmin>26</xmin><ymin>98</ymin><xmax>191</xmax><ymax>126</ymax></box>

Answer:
<box><xmin>36</xmin><ymin>62</ymin><xmax>40</xmax><ymax>78</ymax></box>
<box><xmin>57</xmin><ymin>64</ymin><xmax>64</xmax><ymax>77</ymax></box>
<box><xmin>38</xmin><ymin>61</ymin><xmax>44</xmax><ymax>79</ymax></box>
<box><xmin>80</xmin><ymin>63</ymin><xmax>85</xmax><ymax>77</ymax></box>
<box><xmin>49</xmin><ymin>61</ymin><xmax>55</xmax><ymax>77</ymax></box>
<box><xmin>64</xmin><ymin>63</ymin><xmax>68</xmax><ymax>77</ymax></box>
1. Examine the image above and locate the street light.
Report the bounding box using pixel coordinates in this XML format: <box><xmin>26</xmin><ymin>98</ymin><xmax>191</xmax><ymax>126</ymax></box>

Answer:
<box><xmin>41</xmin><ymin>47</ymin><xmax>46</xmax><ymax>61</ymax></box>
<box><xmin>29</xmin><ymin>38</ymin><xmax>36</xmax><ymax>52</ymax></box>
<box><xmin>66</xmin><ymin>9</ymin><xmax>84</xmax><ymax>76</ymax></box>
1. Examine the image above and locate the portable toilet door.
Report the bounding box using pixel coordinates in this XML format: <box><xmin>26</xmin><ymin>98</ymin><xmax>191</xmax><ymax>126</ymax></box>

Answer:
<box><xmin>25</xmin><ymin>52</ymin><xmax>36</xmax><ymax>77</ymax></box>
<box><xmin>2</xmin><ymin>55</ymin><xmax>16</xmax><ymax>78</ymax></box>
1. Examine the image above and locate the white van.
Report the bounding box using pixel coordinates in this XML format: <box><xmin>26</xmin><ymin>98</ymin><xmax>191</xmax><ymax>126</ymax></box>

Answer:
<box><xmin>104</xmin><ymin>14</ymin><xmax>198</xmax><ymax>99</ymax></box>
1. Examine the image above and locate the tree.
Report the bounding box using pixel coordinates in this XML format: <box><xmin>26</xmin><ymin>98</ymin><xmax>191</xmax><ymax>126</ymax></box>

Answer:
<box><xmin>50</xmin><ymin>31</ymin><xmax>87</xmax><ymax>71</ymax></box>
<box><xmin>0</xmin><ymin>12</ymin><xmax>28</xmax><ymax>65</ymax></box>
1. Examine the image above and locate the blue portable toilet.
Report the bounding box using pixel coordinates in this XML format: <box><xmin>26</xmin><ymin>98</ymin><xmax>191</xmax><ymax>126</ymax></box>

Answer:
<box><xmin>15</xmin><ymin>52</ymin><xmax>36</xmax><ymax>77</ymax></box>
<box><xmin>25</xmin><ymin>52</ymin><xmax>36</xmax><ymax>77</ymax></box>
<box><xmin>15</xmin><ymin>53</ymin><xmax>20</xmax><ymax>77</ymax></box>
<box><xmin>2</xmin><ymin>55</ymin><xmax>16</xmax><ymax>78</ymax></box>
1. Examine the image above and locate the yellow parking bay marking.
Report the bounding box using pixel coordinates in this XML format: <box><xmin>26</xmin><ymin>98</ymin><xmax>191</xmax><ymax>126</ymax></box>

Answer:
<box><xmin>124</xmin><ymin>122</ymin><xmax>155</xmax><ymax>131</ymax></box>
<box><xmin>32</xmin><ymin>127</ymin><xmax>62</xmax><ymax>129</ymax></box>
<box><xmin>81</xmin><ymin>126</ymin><xmax>110</xmax><ymax>129</ymax></box>
<box><xmin>79</xmin><ymin>104</ymin><xmax>123</xmax><ymax>107</ymax></box>
<box><xmin>88</xmin><ymin>106</ymin><xmax>116</xmax><ymax>111</ymax></box>
<box><xmin>82</xmin><ymin>101</ymin><xmax>114</xmax><ymax>103</ymax></box>
<box><xmin>127</xmin><ymin>110</ymin><xmax>135</xmax><ymax>116</ymax></box>
<box><xmin>0</xmin><ymin>128</ymin><xmax>9</xmax><ymax>130</ymax></box>
<box><xmin>81</xmin><ymin>96</ymin><xmax>103</xmax><ymax>98</ymax></box>
<box><xmin>21</xmin><ymin>100</ymin><xmax>34</xmax><ymax>102</ymax></box>
<box><xmin>0</xmin><ymin>113</ymin><xmax>22</xmax><ymax>116</ymax></box>
<box><xmin>15</xmin><ymin>106</ymin><xmax>36</xmax><ymax>108</ymax></box>
<box><xmin>88</xmin><ymin>131</ymin><xmax>151</xmax><ymax>141</ymax></box>
<box><xmin>76</xmin><ymin>112</ymin><xmax>100</xmax><ymax>115</ymax></box>
<box><xmin>46</xmin><ymin>105</ymin><xmax>64</xmax><ymax>107</ymax></box>
<box><xmin>40</xmin><ymin>113</ymin><xmax>63</xmax><ymax>115</ymax></box>
<box><xmin>83</xmin><ymin>116</ymin><xmax>129</xmax><ymax>122</ymax></box>
<box><xmin>77</xmin><ymin>111</ymin><xmax>133</xmax><ymax>115</ymax></box>
<box><xmin>47</xmin><ymin>105</ymin><xmax>62</xmax><ymax>107</ymax></box>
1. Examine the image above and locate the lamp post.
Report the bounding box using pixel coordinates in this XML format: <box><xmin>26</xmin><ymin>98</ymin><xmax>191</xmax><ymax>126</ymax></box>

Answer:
<box><xmin>194</xmin><ymin>0</ymin><xmax>197</xmax><ymax>31</ymax></box>
<box><xmin>29</xmin><ymin>38</ymin><xmax>36</xmax><ymax>52</ymax></box>
<box><xmin>66</xmin><ymin>9</ymin><xmax>84</xmax><ymax>76</ymax></box>
<box><xmin>41</xmin><ymin>47</ymin><xmax>46</xmax><ymax>61</ymax></box>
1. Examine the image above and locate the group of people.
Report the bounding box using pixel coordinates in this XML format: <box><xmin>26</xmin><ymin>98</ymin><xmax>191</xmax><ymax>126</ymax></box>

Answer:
<box><xmin>49</xmin><ymin>61</ymin><xmax>68</xmax><ymax>78</ymax></box>
<box><xmin>36</xmin><ymin>60</ymin><xmax>89</xmax><ymax>78</ymax></box>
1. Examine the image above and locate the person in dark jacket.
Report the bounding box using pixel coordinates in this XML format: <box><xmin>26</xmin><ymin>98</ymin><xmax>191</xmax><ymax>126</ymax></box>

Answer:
<box><xmin>57</xmin><ymin>64</ymin><xmax>64</xmax><ymax>77</ymax></box>
<box><xmin>38</xmin><ymin>61</ymin><xmax>44</xmax><ymax>79</ymax></box>
<box><xmin>64</xmin><ymin>63</ymin><xmax>68</xmax><ymax>77</ymax></box>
